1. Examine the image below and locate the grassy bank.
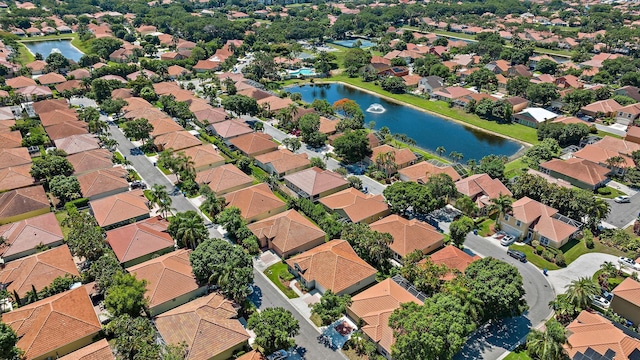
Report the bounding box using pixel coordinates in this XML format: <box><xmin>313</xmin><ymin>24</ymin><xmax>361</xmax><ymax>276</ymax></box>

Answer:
<box><xmin>322</xmin><ymin>75</ymin><xmax>539</xmax><ymax>145</ymax></box>
<box><xmin>17</xmin><ymin>33</ymin><xmax>90</xmax><ymax>64</ymax></box>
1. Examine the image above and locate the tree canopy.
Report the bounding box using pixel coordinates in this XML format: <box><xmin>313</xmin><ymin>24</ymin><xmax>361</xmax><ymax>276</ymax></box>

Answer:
<box><xmin>247</xmin><ymin>307</ymin><xmax>300</xmax><ymax>355</ymax></box>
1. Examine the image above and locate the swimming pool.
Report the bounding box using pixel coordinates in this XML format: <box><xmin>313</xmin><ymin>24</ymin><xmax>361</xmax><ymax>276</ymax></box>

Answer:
<box><xmin>332</xmin><ymin>39</ymin><xmax>376</xmax><ymax>48</ymax></box>
<box><xmin>288</xmin><ymin>68</ymin><xmax>316</xmax><ymax>77</ymax></box>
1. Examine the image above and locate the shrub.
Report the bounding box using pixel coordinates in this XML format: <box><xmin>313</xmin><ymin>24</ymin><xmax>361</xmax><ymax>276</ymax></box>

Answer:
<box><xmin>542</xmin><ymin>250</ymin><xmax>555</xmax><ymax>262</ymax></box>
<box><xmin>597</xmin><ymin>187</ymin><xmax>611</xmax><ymax>195</ymax></box>
<box><xmin>535</xmin><ymin>245</ymin><xmax>545</xmax><ymax>255</ymax></box>
<box><xmin>279</xmin><ymin>269</ymin><xmax>294</xmax><ymax>281</ymax></box>
<box><xmin>531</xmin><ymin>240</ymin><xmax>540</xmax><ymax>248</ymax></box>
<box><xmin>555</xmin><ymin>254</ymin><xmax>566</xmax><ymax>267</ymax></box>
<box><xmin>584</xmin><ymin>231</ymin><xmax>595</xmax><ymax>249</ymax></box>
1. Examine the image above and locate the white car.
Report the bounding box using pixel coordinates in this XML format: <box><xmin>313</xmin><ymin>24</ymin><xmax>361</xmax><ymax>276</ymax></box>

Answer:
<box><xmin>614</xmin><ymin>196</ymin><xmax>631</xmax><ymax>203</ymax></box>
<box><xmin>618</xmin><ymin>257</ymin><xmax>640</xmax><ymax>270</ymax></box>
<box><xmin>591</xmin><ymin>295</ymin><xmax>611</xmax><ymax>309</ymax></box>
<box><xmin>267</xmin><ymin>350</ymin><xmax>288</xmax><ymax>360</ymax></box>
<box><xmin>500</xmin><ymin>235</ymin><xmax>516</xmax><ymax>246</ymax></box>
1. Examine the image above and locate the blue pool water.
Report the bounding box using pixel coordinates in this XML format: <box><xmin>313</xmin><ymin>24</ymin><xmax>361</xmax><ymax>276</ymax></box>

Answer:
<box><xmin>290</xmin><ymin>68</ymin><xmax>316</xmax><ymax>76</ymax></box>
<box><xmin>332</xmin><ymin>39</ymin><xmax>376</xmax><ymax>48</ymax></box>
<box><xmin>288</xmin><ymin>83</ymin><xmax>522</xmax><ymax>161</ymax></box>
<box><xmin>23</xmin><ymin>40</ymin><xmax>84</xmax><ymax>62</ymax></box>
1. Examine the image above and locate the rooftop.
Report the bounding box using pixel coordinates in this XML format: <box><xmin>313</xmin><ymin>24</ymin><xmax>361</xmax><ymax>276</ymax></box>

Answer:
<box><xmin>319</xmin><ymin>188</ymin><xmax>389</xmax><ymax>223</ymax></box>
<box><xmin>284</xmin><ymin>167</ymin><xmax>348</xmax><ymax>197</ymax></box>
<box><xmin>106</xmin><ymin>216</ymin><xmax>174</xmax><ymax>264</ymax></box>
<box><xmin>370</xmin><ymin>214</ymin><xmax>444</xmax><ymax>258</ymax></box>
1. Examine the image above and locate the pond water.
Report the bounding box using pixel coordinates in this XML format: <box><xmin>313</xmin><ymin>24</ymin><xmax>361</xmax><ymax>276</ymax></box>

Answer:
<box><xmin>288</xmin><ymin>83</ymin><xmax>522</xmax><ymax>161</ymax></box>
<box><xmin>22</xmin><ymin>40</ymin><xmax>84</xmax><ymax>62</ymax></box>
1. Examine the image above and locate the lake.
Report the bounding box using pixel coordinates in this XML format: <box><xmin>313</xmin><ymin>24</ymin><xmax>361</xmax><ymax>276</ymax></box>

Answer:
<box><xmin>23</xmin><ymin>40</ymin><xmax>84</xmax><ymax>62</ymax></box>
<box><xmin>288</xmin><ymin>83</ymin><xmax>522</xmax><ymax>161</ymax></box>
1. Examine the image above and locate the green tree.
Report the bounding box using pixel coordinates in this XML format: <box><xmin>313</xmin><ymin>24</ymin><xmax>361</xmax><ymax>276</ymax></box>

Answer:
<box><xmin>189</xmin><ymin>238</ymin><xmax>253</xmax><ymax>302</ymax></box>
<box><xmin>526</xmin><ymin>319</ymin><xmax>569</xmax><ymax>360</ymax></box>
<box><xmin>247</xmin><ymin>307</ymin><xmax>300</xmax><ymax>355</ymax></box>
<box><xmin>91</xmin><ymin>37</ymin><xmax>124</xmax><ymax>59</ymax></box>
<box><xmin>449</xmin><ymin>216</ymin><xmax>474</xmax><ymax>247</ymax></box>
<box><xmin>489</xmin><ymin>194</ymin><xmax>514</xmax><ymax>225</ymax></box>
<box><xmin>30</xmin><ymin>154</ymin><xmax>74</xmax><ymax>182</ymax></box>
<box><xmin>298</xmin><ymin>113</ymin><xmax>327</xmax><ymax>148</ymax></box>
<box><xmin>311</xmin><ymin>290</ymin><xmax>352</xmax><ymax>326</ymax></box>
<box><xmin>105</xmin><ymin>315</ymin><xmax>160</xmax><ymax>360</ymax></box>
<box><xmin>282</xmin><ymin>137</ymin><xmax>301</xmax><ymax>152</ymax></box>
<box><xmin>87</xmin><ymin>251</ymin><xmax>123</xmax><ymax>295</ymax></box>
<box><xmin>0</xmin><ymin>321</ymin><xmax>22</xmax><ymax>360</ymax></box>
<box><xmin>478</xmin><ymin>155</ymin><xmax>507</xmax><ymax>180</ymax></box>
<box><xmin>148</xmin><ymin>184</ymin><xmax>173</xmax><ymax>217</ymax></box>
<box><xmin>168</xmin><ymin>211</ymin><xmax>208</xmax><ymax>249</ymax></box>
<box><xmin>467</xmin><ymin>68</ymin><xmax>498</xmax><ymax>92</ymax></box>
<box><xmin>506</xmin><ymin>76</ymin><xmax>530</xmax><ymax>97</ymax></box>
<box><xmin>78</xmin><ymin>107</ymin><xmax>100</xmax><ymax>124</ymax></box>
<box><xmin>523</xmin><ymin>138</ymin><xmax>561</xmax><ymax>167</ymax></box>
<box><xmin>222</xmin><ymin>94</ymin><xmax>259</xmax><ymax>116</ymax></box>
<box><xmin>526</xmin><ymin>83</ymin><xmax>560</xmax><ymax>106</ymax></box>
<box><xmin>310</xmin><ymin>157</ymin><xmax>326</xmax><ymax>170</ymax></box>
<box><xmin>49</xmin><ymin>175</ymin><xmax>81</xmax><ymax>204</ymax></box>
<box><xmin>104</xmin><ymin>272</ymin><xmax>148</xmax><ymax>317</ymax></box>
<box><xmin>215</xmin><ymin>207</ymin><xmax>245</xmax><ymax>240</ymax></box>
<box><xmin>332</xmin><ymin>129</ymin><xmax>371</xmax><ymax>164</ymax></box>
<box><xmin>341</xmin><ymin>223</ymin><xmax>393</xmax><ymax>270</ymax></box>
<box><xmin>456</xmin><ymin>195</ymin><xmax>478</xmax><ymax>217</ymax></box>
<box><xmin>334</xmin><ymin>98</ymin><xmax>365</xmax><ymax>131</ymax></box>
<box><xmin>343</xmin><ymin>48</ymin><xmax>372</xmax><ymax>76</ymax></box>
<box><xmin>123</xmin><ymin>118</ymin><xmax>154</xmax><ymax>141</ymax></box>
<box><xmin>564</xmin><ymin>277</ymin><xmax>600</xmax><ymax>310</ymax></box>
<box><xmin>100</xmin><ymin>98</ymin><xmax>127</xmax><ymax>115</ymax></box>
<box><xmin>65</xmin><ymin>209</ymin><xmax>105</xmax><ymax>262</ymax></box>
<box><xmin>200</xmin><ymin>192</ymin><xmax>227</xmax><ymax>220</ymax></box>
<box><xmin>45</xmin><ymin>52</ymin><xmax>70</xmax><ymax>72</ymax></box>
<box><xmin>536</xmin><ymin>59</ymin><xmax>558</xmax><ymax>74</ymax></box>
<box><xmin>381</xmin><ymin>76</ymin><xmax>406</xmax><ymax>94</ymax></box>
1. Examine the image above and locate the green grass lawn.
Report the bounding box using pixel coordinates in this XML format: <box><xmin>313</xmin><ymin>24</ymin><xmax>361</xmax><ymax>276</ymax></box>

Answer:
<box><xmin>476</xmin><ymin>218</ymin><xmax>495</xmax><ymax>237</ymax></box>
<box><xmin>504</xmin><ymin>351</ymin><xmax>532</xmax><ymax>360</ymax></box>
<box><xmin>143</xmin><ymin>190</ymin><xmax>153</xmax><ymax>201</ymax></box>
<box><xmin>54</xmin><ymin>211</ymin><xmax>71</xmax><ymax>238</ymax></box>
<box><xmin>561</xmin><ymin>237</ymin><xmax>625</xmax><ymax>264</ymax></box>
<box><xmin>264</xmin><ymin>262</ymin><xmax>299</xmax><ymax>299</ymax></box>
<box><xmin>323</xmin><ymin>75</ymin><xmax>539</xmax><ymax>145</ymax></box>
<box><xmin>596</xmin><ymin>186</ymin><xmax>626</xmax><ymax>199</ymax></box>
<box><xmin>504</xmin><ymin>158</ymin><xmax>529</xmax><ymax>179</ymax></box>
<box><xmin>509</xmin><ymin>244</ymin><xmax>561</xmax><ymax>270</ymax></box>
<box><xmin>157</xmin><ymin>165</ymin><xmax>172</xmax><ymax>175</ymax></box>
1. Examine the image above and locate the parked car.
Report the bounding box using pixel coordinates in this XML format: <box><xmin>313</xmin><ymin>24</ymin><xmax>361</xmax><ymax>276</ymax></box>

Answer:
<box><xmin>614</xmin><ymin>196</ymin><xmax>631</xmax><ymax>203</ymax></box>
<box><xmin>267</xmin><ymin>350</ymin><xmax>288</xmax><ymax>360</ymax></box>
<box><xmin>500</xmin><ymin>235</ymin><xmax>516</xmax><ymax>246</ymax></box>
<box><xmin>591</xmin><ymin>295</ymin><xmax>611</xmax><ymax>309</ymax></box>
<box><xmin>507</xmin><ymin>249</ymin><xmax>527</xmax><ymax>262</ymax></box>
<box><xmin>618</xmin><ymin>257</ymin><xmax>640</xmax><ymax>271</ymax></box>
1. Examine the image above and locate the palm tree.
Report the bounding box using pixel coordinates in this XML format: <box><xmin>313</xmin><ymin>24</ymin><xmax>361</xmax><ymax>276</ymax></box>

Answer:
<box><xmin>449</xmin><ymin>151</ymin><xmax>463</xmax><ymax>163</ymax></box>
<box><xmin>605</xmin><ymin>156</ymin><xmax>625</xmax><ymax>173</ymax></box>
<box><xmin>149</xmin><ymin>184</ymin><xmax>173</xmax><ymax>217</ymax></box>
<box><xmin>436</xmin><ymin>146</ymin><xmax>446</xmax><ymax>157</ymax></box>
<box><xmin>600</xmin><ymin>261</ymin><xmax>619</xmax><ymax>278</ymax></box>
<box><xmin>489</xmin><ymin>194</ymin><xmax>514</xmax><ymax>225</ymax></box>
<box><xmin>200</xmin><ymin>193</ymin><xmax>226</xmax><ymax>220</ymax></box>
<box><xmin>526</xmin><ymin>319</ymin><xmax>570</xmax><ymax>360</ymax></box>
<box><xmin>88</xmin><ymin>118</ymin><xmax>108</xmax><ymax>134</ymax></box>
<box><xmin>174</xmin><ymin>153</ymin><xmax>195</xmax><ymax>181</ymax></box>
<box><xmin>565</xmin><ymin>277</ymin><xmax>600</xmax><ymax>310</ymax></box>
<box><xmin>376</xmin><ymin>151</ymin><xmax>397</xmax><ymax>179</ymax></box>
<box><xmin>174</xmin><ymin>215</ymin><xmax>208</xmax><ymax>249</ymax></box>
<box><xmin>585</xmin><ymin>197</ymin><xmax>610</xmax><ymax>231</ymax></box>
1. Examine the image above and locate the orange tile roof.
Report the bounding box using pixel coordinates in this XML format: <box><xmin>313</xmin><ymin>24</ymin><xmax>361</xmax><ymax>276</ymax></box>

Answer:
<box><xmin>77</xmin><ymin>167</ymin><xmax>129</xmax><ymax>199</ymax></box>
<box><xmin>106</xmin><ymin>216</ymin><xmax>173</xmax><ymax>264</ymax></box>
<box><xmin>6</xmin><ymin>76</ymin><xmax>37</xmax><ymax>89</ymax></box>
<box><xmin>248</xmin><ymin>209</ymin><xmax>325</xmax><ymax>255</ymax></box>
<box><xmin>178</xmin><ymin>144</ymin><xmax>225</xmax><ymax>169</ymax></box>
<box><xmin>511</xmin><ymin>196</ymin><xmax>578</xmax><ymax>242</ymax></box>
<box><xmin>319</xmin><ymin>188</ymin><xmax>389</xmax><ymax>223</ymax></box>
<box><xmin>284</xmin><ymin>167</ymin><xmax>349</xmax><ymax>198</ymax></box>
<box><xmin>111</xmin><ymin>88</ymin><xmax>133</xmax><ymax>100</ymax></box>
<box><xmin>210</xmin><ymin>120</ymin><xmax>253</xmax><ymax>139</ymax></box>
<box><xmin>0</xmin><ymin>186</ymin><xmax>50</xmax><ymax>223</ymax></box>
<box><xmin>54</xmin><ymin>134</ymin><xmax>100</xmax><ymax>155</ymax></box>
<box><xmin>123</xmin><ymin>107</ymin><xmax>166</xmax><ymax>121</ymax></box>
<box><xmin>155</xmin><ymin>292</ymin><xmax>249</xmax><ymax>360</ymax></box>
<box><xmin>539</xmin><ymin>158</ymin><xmax>610</xmax><ymax>187</ymax></box>
<box><xmin>193</xmin><ymin>107</ymin><xmax>227</xmax><ymax>123</ymax></box>
<box><xmin>581</xmin><ymin>99</ymin><xmax>623</xmax><ymax>114</ymax></box>
<box><xmin>67</xmin><ymin>149</ymin><xmax>114</xmax><ymax>175</ymax></box>
<box><xmin>2</xmin><ymin>287</ymin><xmax>101</xmax><ymax>360</ymax></box>
<box><xmin>0</xmin><ymin>147</ymin><xmax>31</xmax><ymax>169</ymax></box>
<box><xmin>257</xmin><ymin>96</ymin><xmax>295</xmax><ymax>112</ymax></box>
<box><xmin>0</xmin><ymin>119</ymin><xmax>16</xmax><ymax>132</ymax></box>
<box><xmin>612</xmin><ymin>278</ymin><xmax>640</xmax><ymax>308</ymax></box>
<box><xmin>89</xmin><ymin>189</ymin><xmax>149</xmax><ymax>228</ymax></box>
<box><xmin>37</xmin><ymin>72</ymin><xmax>66</xmax><ymax>85</ymax></box>
<box><xmin>369</xmin><ymin>145</ymin><xmax>417</xmax><ymax>167</ymax></box>
<box><xmin>58</xmin><ymin>339</ymin><xmax>115</xmax><ymax>360</ymax></box>
<box><xmin>424</xmin><ymin>244</ymin><xmax>480</xmax><ymax>280</ymax></box>
<box><xmin>147</xmin><ymin>117</ymin><xmax>183</xmax><ymax>137</ymax></box>
<box><xmin>398</xmin><ymin>161</ymin><xmax>461</xmax><ymax>183</ymax></box>
<box><xmin>455</xmin><ymin>173</ymin><xmax>512</xmax><ymax>207</ymax></box>
<box><xmin>0</xmin><ymin>131</ymin><xmax>22</xmax><ymax>148</ymax></box>
<box><xmin>349</xmin><ymin>278</ymin><xmax>423</xmax><ymax>354</ymax></box>
<box><xmin>126</xmin><ymin>249</ymin><xmax>200</xmax><ymax>309</ymax></box>
<box><xmin>0</xmin><ymin>164</ymin><xmax>34</xmax><ymax>191</ymax></box>
<box><xmin>123</xmin><ymin>97</ymin><xmax>154</xmax><ymax>112</ymax></box>
<box><xmin>45</xmin><ymin>121</ymin><xmax>89</xmax><ymax>141</ymax></box>
<box><xmin>566</xmin><ymin>311</ymin><xmax>640</xmax><ymax>360</ymax></box>
<box><xmin>153</xmin><ymin>82</ymin><xmax>182</xmax><ymax>96</ymax></box>
<box><xmin>154</xmin><ymin>130</ymin><xmax>202</xmax><ymax>151</ymax></box>
<box><xmin>39</xmin><ymin>109</ymin><xmax>78</xmax><ymax>127</ymax></box>
<box><xmin>370</xmin><ymin>214</ymin><xmax>444</xmax><ymax>257</ymax></box>
<box><xmin>0</xmin><ymin>245</ymin><xmax>78</xmax><ymax>298</ymax></box>
<box><xmin>229</xmin><ymin>132</ymin><xmax>278</xmax><ymax>157</ymax></box>
<box><xmin>32</xmin><ymin>99</ymin><xmax>68</xmax><ymax>115</ymax></box>
<box><xmin>55</xmin><ymin>80</ymin><xmax>83</xmax><ymax>93</ymax></box>
<box><xmin>236</xmin><ymin>350</ymin><xmax>267</xmax><ymax>360</ymax></box>
<box><xmin>67</xmin><ymin>69</ymin><xmax>91</xmax><ymax>80</ymax></box>
<box><xmin>195</xmin><ymin>163</ymin><xmax>253</xmax><ymax>194</ymax></box>
<box><xmin>286</xmin><ymin>239</ymin><xmax>377</xmax><ymax>294</ymax></box>
<box><xmin>254</xmin><ymin>149</ymin><xmax>310</xmax><ymax>175</ymax></box>
<box><xmin>223</xmin><ymin>183</ymin><xmax>286</xmax><ymax>221</ymax></box>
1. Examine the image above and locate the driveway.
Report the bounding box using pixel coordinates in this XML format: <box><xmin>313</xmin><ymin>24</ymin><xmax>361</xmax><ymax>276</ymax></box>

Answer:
<box><xmin>455</xmin><ymin>234</ymin><xmax>555</xmax><ymax>360</ymax></box>
<box><xmin>604</xmin><ymin>192</ymin><xmax>640</xmax><ymax>228</ymax></box>
<box><xmin>546</xmin><ymin>253</ymin><xmax>618</xmax><ymax>293</ymax></box>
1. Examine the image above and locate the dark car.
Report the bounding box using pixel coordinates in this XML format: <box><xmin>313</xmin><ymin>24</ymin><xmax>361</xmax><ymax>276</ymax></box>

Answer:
<box><xmin>507</xmin><ymin>249</ymin><xmax>527</xmax><ymax>262</ymax></box>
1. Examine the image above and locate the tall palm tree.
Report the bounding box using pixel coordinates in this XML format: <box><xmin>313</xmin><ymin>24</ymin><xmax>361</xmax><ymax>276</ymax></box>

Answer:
<box><xmin>489</xmin><ymin>194</ymin><xmax>514</xmax><ymax>224</ymax></box>
<box><xmin>376</xmin><ymin>151</ymin><xmax>396</xmax><ymax>179</ymax></box>
<box><xmin>200</xmin><ymin>193</ymin><xmax>226</xmax><ymax>220</ymax></box>
<box><xmin>526</xmin><ymin>319</ymin><xmax>570</xmax><ymax>360</ymax></box>
<box><xmin>175</xmin><ymin>153</ymin><xmax>196</xmax><ymax>181</ymax></box>
<box><xmin>600</xmin><ymin>261</ymin><xmax>619</xmax><ymax>278</ymax></box>
<box><xmin>436</xmin><ymin>146</ymin><xmax>446</xmax><ymax>157</ymax></box>
<box><xmin>586</xmin><ymin>197</ymin><xmax>610</xmax><ymax>231</ymax></box>
<box><xmin>174</xmin><ymin>215</ymin><xmax>208</xmax><ymax>249</ymax></box>
<box><xmin>565</xmin><ymin>277</ymin><xmax>600</xmax><ymax>310</ymax></box>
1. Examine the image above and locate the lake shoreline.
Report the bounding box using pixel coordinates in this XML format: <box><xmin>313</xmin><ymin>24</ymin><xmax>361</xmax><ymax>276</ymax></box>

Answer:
<box><xmin>288</xmin><ymin>80</ymin><xmax>529</xmax><ymax>159</ymax></box>
<box><xmin>20</xmin><ymin>38</ymin><xmax>85</xmax><ymax>60</ymax></box>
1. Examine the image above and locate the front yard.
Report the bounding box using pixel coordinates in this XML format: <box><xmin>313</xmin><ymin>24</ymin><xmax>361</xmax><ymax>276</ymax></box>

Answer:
<box><xmin>264</xmin><ymin>262</ymin><xmax>299</xmax><ymax>299</ymax></box>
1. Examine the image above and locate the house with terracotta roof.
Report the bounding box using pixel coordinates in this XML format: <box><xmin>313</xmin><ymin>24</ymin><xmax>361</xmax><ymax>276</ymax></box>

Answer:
<box><xmin>54</xmin><ymin>134</ymin><xmax>100</xmax><ymax>155</ymax></box>
<box><xmin>320</xmin><ymin>188</ymin><xmax>390</xmax><ymax>224</ymax></box>
<box><xmin>16</xmin><ymin>85</ymin><xmax>53</xmax><ymax>101</ymax></box>
<box><xmin>565</xmin><ymin>311</ymin><xmax>640</xmax><ymax>360</ymax></box>
<box><xmin>366</xmin><ymin>145</ymin><xmax>418</xmax><ymax>175</ymax></box>
<box><xmin>0</xmin><ymin>148</ymin><xmax>31</xmax><ymax>169</ymax></box>
<box><xmin>236</xmin><ymin>350</ymin><xmax>267</xmax><ymax>360</ymax></box>
<box><xmin>0</xmin><ymin>185</ymin><xmax>50</xmax><ymax>225</ymax></box>
<box><xmin>207</xmin><ymin>120</ymin><xmax>253</xmax><ymax>140</ymax></box>
<box><xmin>432</xmin><ymin>86</ymin><xmax>473</xmax><ymax>102</ymax></box>
<box><xmin>1</xmin><ymin>287</ymin><xmax>102</xmax><ymax>359</ymax></box>
<box><xmin>77</xmin><ymin>167</ymin><xmax>129</xmax><ymax>200</ymax></box>
<box><xmin>248</xmin><ymin>209</ymin><xmax>326</xmax><ymax>258</ymax></box>
<box><xmin>284</xmin><ymin>167</ymin><xmax>349</xmax><ymax>201</ymax></box>
<box><xmin>194</xmin><ymin>107</ymin><xmax>228</xmax><ymax>124</ymax></box>
<box><xmin>223</xmin><ymin>183</ymin><xmax>287</xmax><ymax>223</ymax></box>
<box><xmin>177</xmin><ymin>144</ymin><xmax>225</xmax><ymax>171</ymax></box>
<box><xmin>347</xmin><ymin>278</ymin><xmax>423</xmax><ymax>358</ymax></box>
<box><xmin>0</xmin><ymin>164</ymin><xmax>35</xmax><ymax>191</ymax></box>
<box><xmin>286</xmin><ymin>239</ymin><xmax>377</xmax><ymax>295</ymax></box>
<box><xmin>155</xmin><ymin>292</ymin><xmax>250</xmax><ymax>360</ymax></box>
<box><xmin>616</xmin><ymin>103</ymin><xmax>640</xmax><ymax>126</ymax></box>
<box><xmin>68</xmin><ymin>68</ymin><xmax>91</xmax><ymax>80</ymax></box>
<box><xmin>539</xmin><ymin>158</ymin><xmax>610</xmax><ymax>190</ymax></box>
<box><xmin>423</xmin><ymin>244</ymin><xmax>480</xmax><ymax>280</ymax></box>
<box><xmin>626</xmin><ymin>126</ymin><xmax>640</xmax><ymax>145</ymax></box>
<box><xmin>26</xmin><ymin>60</ymin><xmax>47</xmax><ymax>75</ymax></box>
<box><xmin>229</xmin><ymin>132</ymin><xmax>278</xmax><ymax>158</ymax></box>
<box><xmin>611</xmin><ymin>278</ymin><xmax>640</xmax><ymax>326</ymax></box>
<box><xmin>37</xmin><ymin>72</ymin><xmax>66</xmax><ymax>86</ymax></box>
<box><xmin>398</xmin><ymin>161</ymin><xmax>461</xmax><ymax>183</ymax></box>
<box><xmin>254</xmin><ymin>149</ymin><xmax>311</xmax><ymax>179</ymax></box>
<box><xmin>580</xmin><ymin>99</ymin><xmax>623</xmax><ymax>118</ymax></box>
<box><xmin>573</xmin><ymin>136</ymin><xmax>640</xmax><ymax>174</ymax></box>
<box><xmin>32</xmin><ymin>99</ymin><xmax>68</xmax><ymax>115</ymax></box>
<box><xmin>615</xmin><ymin>86</ymin><xmax>640</xmax><ymax>102</ymax></box>
<box><xmin>0</xmin><ymin>131</ymin><xmax>23</xmax><ymax>149</ymax></box>
<box><xmin>370</xmin><ymin>214</ymin><xmax>444</xmax><ymax>262</ymax></box>
<box><xmin>39</xmin><ymin>109</ymin><xmax>78</xmax><ymax>127</ymax></box>
<box><xmin>154</xmin><ymin>130</ymin><xmax>202</xmax><ymax>152</ymax></box>
<box><xmin>147</xmin><ymin>117</ymin><xmax>183</xmax><ymax>137</ymax></box>
<box><xmin>501</xmin><ymin>196</ymin><xmax>579</xmax><ymax>247</ymax></box>
<box><xmin>6</xmin><ymin>76</ymin><xmax>37</xmax><ymax>89</ymax></box>
<box><xmin>106</xmin><ymin>216</ymin><xmax>174</xmax><ymax>268</ymax></box>
<box><xmin>455</xmin><ymin>174</ymin><xmax>512</xmax><ymax>215</ymax></box>
<box><xmin>257</xmin><ymin>96</ymin><xmax>295</xmax><ymax>114</ymax></box>
<box><xmin>195</xmin><ymin>163</ymin><xmax>253</xmax><ymax>195</ymax></box>
<box><xmin>127</xmin><ymin>249</ymin><xmax>206</xmax><ymax>316</ymax></box>
<box><xmin>67</xmin><ymin>149</ymin><xmax>114</xmax><ymax>175</ymax></box>
<box><xmin>58</xmin><ymin>339</ymin><xmax>114</xmax><ymax>360</ymax></box>
<box><xmin>89</xmin><ymin>189</ymin><xmax>149</xmax><ymax>229</ymax></box>
<box><xmin>45</xmin><ymin>121</ymin><xmax>89</xmax><ymax>141</ymax></box>
<box><xmin>55</xmin><ymin>80</ymin><xmax>83</xmax><ymax>93</ymax></box>
<box><xmin>0</xmin><ymin>245</ymin><xmax>78</xmax><ymax>302</ymax></box>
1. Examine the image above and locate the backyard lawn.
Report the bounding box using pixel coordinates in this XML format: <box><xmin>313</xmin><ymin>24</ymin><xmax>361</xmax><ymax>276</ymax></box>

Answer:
<box><xmin>264</xmin><ymin>262</ymin><xmax>299</xmax><ymax>299</ymax></box>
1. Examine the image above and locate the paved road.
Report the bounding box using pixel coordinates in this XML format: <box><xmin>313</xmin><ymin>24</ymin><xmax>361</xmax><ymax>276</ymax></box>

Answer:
<box><xmin>258</xmin><ymin>119</ymin><xmax>387</xmax><ymax>195</ymax></box>
<box><xmin>250</xmin><ymin>268</ymin><xmax>348</xmax><ymax>360</ymax></box>
<box><xmin>455</xmin><ymin>234</ymin><xmax>556</xmax><ymax>360</ymax></box>
<box><xmin>604</xmin><ymin>192</ymin><xmax>640</xmax><ymax>228</ymax></box>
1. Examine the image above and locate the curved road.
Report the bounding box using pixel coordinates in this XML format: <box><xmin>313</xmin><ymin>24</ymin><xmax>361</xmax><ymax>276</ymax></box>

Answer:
<box><xmin>455</xmin><ymin>234</ymin><xmax>556</xmax><ymax>360</ymax></box>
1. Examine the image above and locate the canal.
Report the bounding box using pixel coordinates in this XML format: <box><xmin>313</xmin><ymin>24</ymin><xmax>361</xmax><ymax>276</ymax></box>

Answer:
<box><xmin>287</xmin><ymin>83</ymin><xmax>522</xmax><ymax>161</ymax></box>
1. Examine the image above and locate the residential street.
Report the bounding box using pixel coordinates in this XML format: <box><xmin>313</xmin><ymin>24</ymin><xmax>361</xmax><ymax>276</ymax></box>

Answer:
<box><xmin>604</xmin><ymin>192</ymin><xmax>640</xmax><ymax>229</ymax></box>
<box><xmin>455</xmin><ymin>234</ymin><xmax>556</xmax><ymax>360</ymax></box>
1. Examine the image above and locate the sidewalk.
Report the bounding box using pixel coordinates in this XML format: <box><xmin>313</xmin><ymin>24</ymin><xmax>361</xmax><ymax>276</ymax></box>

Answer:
<box><xmin>608</xmin><ymin>180</ymin><xmax>638</xmax><ymax>197</ymax></box>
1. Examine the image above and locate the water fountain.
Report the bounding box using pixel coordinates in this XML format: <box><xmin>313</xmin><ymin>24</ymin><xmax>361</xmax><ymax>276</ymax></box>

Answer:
<box><xmin>366</xmin><ymin>103</ymin><xmax>386</xmax><ymax>114</ymax></box>
<box><xmin>51</xmin><ymin>48</ymin><xmax>62</xmax><ymax>54</ymax></box>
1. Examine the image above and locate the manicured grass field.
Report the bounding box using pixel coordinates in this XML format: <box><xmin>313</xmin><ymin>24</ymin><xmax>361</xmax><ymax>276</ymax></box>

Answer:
<box><xmin>509</xmin><ymin>244</ymin><xmax>561</xmax><ymax>270</ymax></box>
<box><xmin>504</xmin><ymin>351</ymin><xmax>532</xmax><ymax>360</ymax></box>
<box><xmin>561</xmin><ymin>237</ymin><xmax>625</xmax><ymax>264</ymax></box>
<box><xmin>264</xmin><ymin>262</ymin><xmax>299</xmax><ymax>299</ymax></box>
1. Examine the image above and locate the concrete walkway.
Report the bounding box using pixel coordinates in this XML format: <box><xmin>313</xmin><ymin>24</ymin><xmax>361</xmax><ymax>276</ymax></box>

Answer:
<box><xmin>546</xmin><ymin>253</ymin><xmax>618</xmax><ymax>293</ymax></box>
<box><xmin>608</xmin><ymin>180</ymin><xmax>638</xmax><ymax>197</ymax></box>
